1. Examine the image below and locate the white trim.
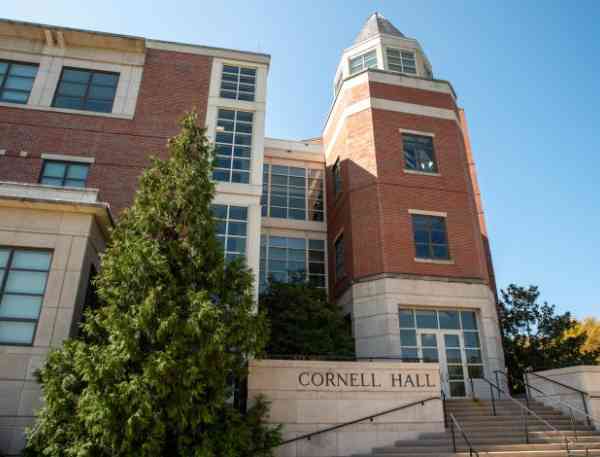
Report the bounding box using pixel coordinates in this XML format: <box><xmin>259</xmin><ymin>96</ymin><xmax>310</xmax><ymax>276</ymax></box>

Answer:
<box><xmin>399</xmin><ymin>128</ymin><xmax>435</xmax><ymax>137</ymax></box>
<box><xmin>261</xmin><ymin>217</ymin><xmax>327</xmax><ymax>234</ymax></box>
<box><xmin>371</xmin><ymin>98</ymin><xmax>456</xmax><ymax>120</ymax></box>
<box><xmin>146</xmin><ymin>40</ymin><xmax>270</xmax><ymax>66</ymax></box>
<box><xmin>324</xmin><ymin>96</ymin><xmax>456</xmax><ymax>158</ymax></box>
<box><xmin>404</xmin><ymin>169</ymin><xmax>441</xmax><ymax>177</ymax></box>
<box><xmin>414</xmin><ymin>258</ymin><xmax>455</xmax><ymax>265</ymax></box>
<box><xmin>41</xmin><ymin>153</ymin><xmax>95</xmax><ymax>164</ymax></box>
<box><xmin>264</xmin><ymin>137</ymin><xmax>322</xmax><ymax>154</ymax></box>
<box><xmin>408</xmin><ymin>209</ymin><xmax>447</xmax><ymax>217</ymax></box>
<box><xmin>0</xmin><ymin>101</ymin><xmax>133</xmax><ymax>119</ymax></box>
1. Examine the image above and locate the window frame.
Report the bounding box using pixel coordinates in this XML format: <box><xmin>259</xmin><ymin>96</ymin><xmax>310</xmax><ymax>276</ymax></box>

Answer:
<box><xmin>212</xmin><ymin>204</ymin><xmax>249</xmax><ymax>262</ymax></box>
<box><xmin>0</xmin><ymin>59</ymin><xmax>39</xmax><ymax>105</ymax></box>
<box><xmin>334</xmin><ymin>233</ymin><xmax>345</xmax><ymax>281</ymax></box>
<box><xmin>385</xmin><ymin>47</ymin><xmax>417</xmax><ymax>75</ymax></box>
<box><xmin>349</xmin><ymin>49</ymin><xmax>378</xmax><ymax>75</ymax></box>
<box><xmin>220</xmin><ymin>64</ymin><xmax>257</xmax><ymax>102</ymax></box>
<box><xmin>39</xmin><ymin>160</ymin><xmax>91</xmax><ymax>188</ymax></box>
<box><xmin>411</xmin><ymin>214</ymin><xmax>451</xmax><ymax>261</ymax></box>
<box><xmin>261</xmin><ymin>164</ymin><xmax>324</xmax><ymax>222</ymax></box>
<box><xmin>0</xmin><ymin>247</ymin><xmax>53</xmax><ymax>346</ymax></box>
<box><xmin>213</xmin><ymin>109</ymin><xmax>254</xmax><ymax>184</ymax></box>
<box><xmin>52</xmin><ymin>66</ymin><xmax>119</xmax><ymax>114</ymax></box>
<box><xmin>259</xmin><ymin>235</ymin><xmax>327</xmax><ymax>292</ymax></box>
<box><xmin>402</xmin><ymin>133</ymin><xmax>439</xmax><ymax>175</ymax></box>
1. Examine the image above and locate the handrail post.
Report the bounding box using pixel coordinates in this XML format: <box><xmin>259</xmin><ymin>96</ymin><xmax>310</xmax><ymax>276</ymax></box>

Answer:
<box><xmin>450</xmin><ymin>415</ymin><xmax>457</xmax><ymax>452</ymax></box>
<box><xmin>569</xmin><ymin>406</ymin><xmax>578</xmax><ymax>440</ymax></box>
<box><xmin>581</xmin><ymin>391</ymin><xmax>592</xmax><ymax>428</ymax></box>
<box><xmin>470</xmin><ymin>377</ymin><xmax>475</xmax><ymax>399</ymax></box>
<box><xmin>525</xmin><ymin>404</ymin><xmax>530</xmax><ymax>444</ymax></box>
<box><xmin>495</xmin><ymin>370</ymin><xmax>500</xmax><ymax>393</ymax></box>
<box><xmin>490</xmin><ymin>381</ymin><xmax>497</xmax><ymax>416</ymax></box>
<box><xmin>524</xmin><ymin>372</ymin><xmax>531</xmax><ymax>409</ymax></box>
<box><xmin>442</xmin><ymin>390</ymin><xmax>448</xmax><ymax>428</ymax></box>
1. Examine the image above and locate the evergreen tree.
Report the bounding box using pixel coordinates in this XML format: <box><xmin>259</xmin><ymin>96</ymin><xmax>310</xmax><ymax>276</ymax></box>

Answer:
<box><xmin>260</xmin><ymin>281</ymin><xmax>355</xmax><ymax>358</ymax></box>
<box><xmin>25</xmin><ymin>112</ymin><xmax>280</xmax><ymax>457</ymax></box>
<box><xmin>500</xmin><ymin>284</ymin><xmax>599</xmax><ymax>391</ymax></box>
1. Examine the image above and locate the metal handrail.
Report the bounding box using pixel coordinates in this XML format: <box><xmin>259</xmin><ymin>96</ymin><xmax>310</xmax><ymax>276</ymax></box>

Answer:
<box><xmin>277</xmin><ymin>396</ymin><xmax>441</xmax><ymax>446</ymax></box>
<box><xmin>477</xmin><ymin>376</ymin><xmax>560</xmax><ymax>441</ymax></box>
<box><xmin>496</xmin><ymin>370</ymin><xmax>600</xmax><ymax>429</ymax></box>
<box><xmin>528</xmin><ymin>371</ymin><xmax>590</xmax><ymax>397</ymax></box>
<box><xmin>479</xmin><ymin>375</ymin><xmax>592</xmax><ymax>457</ymax></box>
<box><xmin>449</xmin><ymin>413</ymin><xmax>480</xmax><ymax>457</ymax></box>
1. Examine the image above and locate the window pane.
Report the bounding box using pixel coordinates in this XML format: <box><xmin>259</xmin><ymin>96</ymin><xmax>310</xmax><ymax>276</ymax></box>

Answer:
<box><xmin>229</xmin><ymin>206</ymin><xmax>247</xmax><ymax>220</ymax></box>
<box><xmin>0</xmin><ymin>249</ymin><xmax>10</xmax><ymax>267</ymax></box>
<box><xmin>211</xmin><ymin>204</ymin><xmax>228</xmax><ymax>219</ymax></box>
<box><xmin>88</xmin><ymin>85</ymin><xmax>116</xmax><ymax>100</ymax></box>
<box><xmin>421</xmin><ymin>333</ymin><xmax>437</xmax><ymax>347</ymax></box>
<box><xmin>12</xmin><ymin>251</ymin><xmax>51</xmax><ymax>270</ymax></box>
<box><xmin>227</xmin><ymin>221</ymin><xmax>247</xmax><ymax>236</ymax></box>
<box><xmin>58</xmin><ymin>81</ymin><xmax>87</xmax><ymax>97</ymax></box>
<box><xmin>1</xmin><ymin>90</ymin><xmax>29</xmax><ymax>103</ymax></box>
<box><xmin>416</xmin><ymin>310</ymin><xmax>438</xmax><ymax>328</ymax></box>
<box><xmin>66</xmin><ymin>164</ymin><xmax>89</xmax><ymax>180</ymax></box>
<box><xmin>64</xmin><ymin>179</ymin><xmax>85</xmax><ymax>188</ymax></box>
<box><xmin>399</xmin><ymin>309</ymin><xmax>415</xmax><ymax>328</ymax></box>
<box><xmin>468</xmin><ymin>365</ymin><xmax>484</xmax><ymax>379</ymax></box>
<box><xmin>461</xmin><ymin>311</ymin><xmax>478</xmax><ymax>330</ymax></box>
<box><xmin>5</xmin><ymin>271</ymin><xmax>48</xmax><ymax>294</ymax></box>
<box><xmin>41</xmin><ymin>177</ymin><xmax>63</xmax><ymax>186</ymax></box>
<box><xmin>53</xmin><ymin>95</ymin><xmax>83</xmax><ymax>110</ymax></box>
<box><xmin>0</xmin><ymin>294</ymin><xmax>43</xmax><ymax>319</ymax></box>
<box><xmin>91</xmin><ymin>72</ymin><xmax>118</xmax><ymax>86</ymax></box>
<box><xmin>226</xmin><ymin>237</ymin><xmax>246</xmax><ymax>253</ymax></box>
<box><xmin>400</xmin><ymin>329</ymin><xmax>417</xmax><ymax>346</ymax></box>
<box><xmin>43</xmin><ymin>162</ymin><xmax>66</xmax><ymax>178</ymax></box>
<box><xmin>62</xmin><ymin>69</ymin><xmax>90</xmax><ymax>83</ymax></box>
<box><xmin>5</xmin><ymin>76</ymin><xmax>34</xmax><ymax>91</ymax></box>
<box><xmin>465</xmin><ymin>349</ymin><xmax>482</xmax><ymax>364</ymax></box>
<box><xmin>84</xmin><ymin>99</ymin><xmax>113</xmax><ymax>113</ymax></box>
<box><xmin>9</xmin><ymin>64</ymin><xmax>38</xmax><ymax>78</ymax></box>
<box><xmin>422</xmin><ymin>348</ymin><xmax>439</xmax><ymax>363</ymax></box>
<box><xmin>444</xmin><ymin>334</ymin><xmax>460</xmax><ymax>348</ymax></box>
<box><xmin>0</xmin><ymin>321</ymin><xmax>36</xmax><ymax>345</ymax></box>
<box><xmin>401</xmin><ymin>347</ymin><xmax>418</xmax><ymax>362</ymax></box>
<box><xmin>464</xmin><ymin>332</ymin><xmax>480</xmax><ymax>348</ymax></box>
<box><xmin>439</xmin><ymin>311</ymin><xmax>460</xmax><ymax>329</ymax></box>
<box><xmin>446</xmin><ymin>349</ymin><xmax>462</xmax><ymax>364</ymax></box>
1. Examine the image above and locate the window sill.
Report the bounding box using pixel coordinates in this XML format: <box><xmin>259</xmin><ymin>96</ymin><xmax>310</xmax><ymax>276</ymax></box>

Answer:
<box><xmin>404</xmin><ymin>169</ymin><xmax>441</xmax><ymax>177</ymax></box>
<box><xmin>414</xmin><ymin>257</ymin><xmax>454</xmax><ymax>265</ymax></box>
<box><xmin>0</xmin><ymin>101</ymin><xmax>134</xmax><ymax>120</ymax></box>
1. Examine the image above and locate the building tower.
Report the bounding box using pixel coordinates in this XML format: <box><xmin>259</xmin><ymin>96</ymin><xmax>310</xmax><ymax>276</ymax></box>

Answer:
<box><xmin>324</xmin><ymin>13</ymin><xmax>503</xmax><ymax>397</ymax></box>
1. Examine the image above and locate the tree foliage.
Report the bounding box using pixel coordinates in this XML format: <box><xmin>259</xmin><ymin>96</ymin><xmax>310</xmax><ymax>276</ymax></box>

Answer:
<box><xmin>565</xmin><ymin>317</ymin><xmax>600</xmax><ymax>360</ymax></box>
<box><xmin>500</xmin><ymin>284</ymin><xmax>600</xmax><ymax>389</ymax></box>
<box><xmin>25</xmin><ymin>112</ymin><xmax>280</xmax><ymax>457</ymax></box>
<box><xmin>260</xmin><ymin>281</ymin><xmax>355</xmax><ymax>358</ymax></box>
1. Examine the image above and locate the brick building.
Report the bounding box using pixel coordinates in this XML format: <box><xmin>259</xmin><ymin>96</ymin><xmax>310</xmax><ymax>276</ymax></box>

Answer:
<box><xmin>0</xmin><ymin>13</ymin><xmax>502</xmax><ymax>453</ymax></box>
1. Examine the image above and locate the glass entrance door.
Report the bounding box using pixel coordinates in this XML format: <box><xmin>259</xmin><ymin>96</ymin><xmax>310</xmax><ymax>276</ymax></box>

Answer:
<box><xmin>442</xmin><ymin>333</ymin><xmax>467</xmax><ymax>397</ymax></box>
<box><xmin>399</xmin><ymin>308</ymin><xmax>485</xmax><ymax>398</ymax></box>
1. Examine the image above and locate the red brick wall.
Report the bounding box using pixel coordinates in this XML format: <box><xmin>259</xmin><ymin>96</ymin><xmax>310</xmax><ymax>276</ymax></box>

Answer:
<box><xmin>325</xmin><ymin>77</ymin><xmax>492</xmax><ymax>298</ymax></box>
<box><xmin>0</xmin><ymin>49</ymin><xmax>212</xmax><ymax>216</ymax></box>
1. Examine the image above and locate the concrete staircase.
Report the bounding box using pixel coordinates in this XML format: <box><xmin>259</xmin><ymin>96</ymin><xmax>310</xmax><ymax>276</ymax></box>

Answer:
<box><xmin>356</xmin><ymin>399</ymin><xmax>600</xmax><ymax>457</ymax></box>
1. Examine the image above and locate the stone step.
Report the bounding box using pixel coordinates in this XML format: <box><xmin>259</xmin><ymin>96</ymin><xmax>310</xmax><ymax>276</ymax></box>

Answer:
<box><xmin>357</xmin><ymin>449</ymin><xmax>600</xmax><ymax>457</ymax></box>
<box><xmin>417</xmin><ymin>430</ymin><xmax>600</xmax><ymax>440</ymax></box>
<box><xmin>374</xmin><ymin>443</ymin><xmax>600</xmax><ymax>454</ymax></box>
<box><xmin>393</xmin><ymin>436</ymin><xmax>600</xmax><ymax>447</ymax></box>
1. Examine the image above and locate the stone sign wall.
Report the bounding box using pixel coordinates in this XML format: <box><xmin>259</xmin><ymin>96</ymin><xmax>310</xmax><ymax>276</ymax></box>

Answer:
<box><xmin>248</xmin><ymin>359</ymin><xmax>443</xmax><ymax>457</ymax></box>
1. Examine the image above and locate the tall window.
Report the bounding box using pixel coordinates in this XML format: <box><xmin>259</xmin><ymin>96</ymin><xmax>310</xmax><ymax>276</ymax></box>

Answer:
<box><xmin>332</xmin><ymin>158</ymin><xmax>342</xmax><ymax>197</ymax></box>
<box><xmin>334</xmin><ymin>234</ymin><xmax>345</xmax><ymax>280</ymax></box>
<box><xmin>53</xmin><ymin>68</ymin><xmax>119</xmax><ymax>113</ymax></box>
<box><xmin>214</xmin><ymin>109</ymin><xmax>253</xmax><ymax>184</ymax></box>
<box><xmin>220</xmin><ymin>65</ymin><xmax>256</xmax><ymax>102</ymax></box>
<box><xmin>261</xmin><ymin>165</ymin><xmax>324</xmax><ymax>221</ymax></box>
<box><xmin>386</xmin><ymin>48</ymin><xmax>416</xmax><ymax>75</ymax></box>
<box><xmin>0</xmin><ymin>248</ymin><xmax>52</xmax><ymax>345</ymax></box>
<box><xmin>349</xmin><ymin>50</ymin><xmax>377</xmax><ymax>75</ymax></box>
<box><xmin>403</xmin><ymin>134</ymin><xmax>438</xmax><ymax>174</ymax></box>
<box><xmin>259</xmin><ymin>236</ymin><xmax>326</xmax><ymax>291</ymax></box>
<box><xmin>412</xmin><ymin>214</ymin><xmax>450</xmax><ymax>260</ymax></box>
<box><xmin>212</xmin><ymin>205</ymin><xmax>248</xmax><ymax>262</ymax></box>
<box><xmin>39</xmin><ymin>161</ymin><xmax>90</xmax><ymax>188</ymax></box>
<box><xmin>0</xmin><ymin>60</ymin><xmax>38</xmax><ymax>104</ymax></box>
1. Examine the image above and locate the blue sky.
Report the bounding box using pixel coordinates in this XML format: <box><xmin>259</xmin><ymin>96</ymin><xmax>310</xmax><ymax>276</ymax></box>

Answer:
<box><xmin>4</xmin><ymin>1</ymin><xmax>599</xmax><ymax>318</ymax></box>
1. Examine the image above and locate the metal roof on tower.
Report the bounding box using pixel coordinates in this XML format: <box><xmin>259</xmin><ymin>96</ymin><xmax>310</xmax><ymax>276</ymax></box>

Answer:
<box><xmin>353</xmin><ymin>12</ymin><xmax>405</xmax><ymax>44</ymax></box>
